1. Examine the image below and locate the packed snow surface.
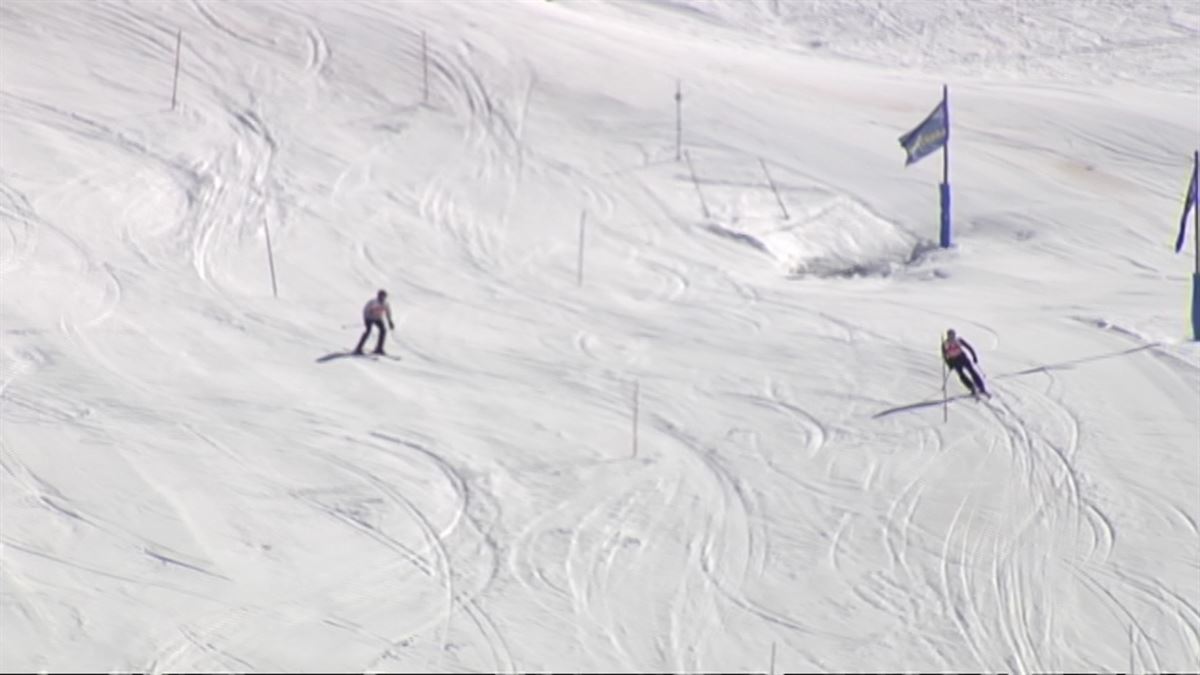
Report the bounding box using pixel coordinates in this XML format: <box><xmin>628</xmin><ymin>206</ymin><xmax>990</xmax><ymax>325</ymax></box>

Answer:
<box><xmin>2</xmin><ymin>0</ymin><xmax>1198</xmax><ymax>672</ymax></box>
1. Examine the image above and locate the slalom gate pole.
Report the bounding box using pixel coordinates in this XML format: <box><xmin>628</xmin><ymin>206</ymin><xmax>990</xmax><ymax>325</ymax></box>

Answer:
<box><xmin>170</xmin><ymin>29</ymin><xmax>182</xmax><ymax>110</ymax></box>
<box><xmin>263</xmin><ymin>218</ymin><xmax>278</xmax><ymax>298</ymax></box>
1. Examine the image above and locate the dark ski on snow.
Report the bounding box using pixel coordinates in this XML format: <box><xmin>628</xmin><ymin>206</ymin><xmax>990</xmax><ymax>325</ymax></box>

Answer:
<box><xmin>316</xmin><ymin>351</ymin><xmax>401</xmax><ymax>363</ymax></box>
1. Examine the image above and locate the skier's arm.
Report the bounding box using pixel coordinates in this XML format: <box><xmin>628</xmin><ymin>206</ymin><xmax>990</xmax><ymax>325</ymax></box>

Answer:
<box><xmin>386</xmin><ymin>303</ymin><xmax>395</xmax><ymax>329</ymax></box>
<box><xmin>961</xmin><ymin>340</ymin><xmax>979</xmax><ymax>363</ymax></box>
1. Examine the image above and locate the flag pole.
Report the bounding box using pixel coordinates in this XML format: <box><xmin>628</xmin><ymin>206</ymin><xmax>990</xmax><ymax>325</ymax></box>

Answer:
<box><xmin>1193</xmin><ymin>150</ymin><xmax>1199</xmax><ymax>275</ymax></box>
<box><xmin>942</xmin><ymin>85</ymin><xmax>949</xmax><ymax>185</ymax></box>
<box><xmin>939</xmin><ymin>84</ymin><xmax>952</xmax><ymax>248</ymax></box>
<box><xmin>1192</xmin><ymin>149</ymin><xmax>1199</xmax><ymax>340</ymax></box>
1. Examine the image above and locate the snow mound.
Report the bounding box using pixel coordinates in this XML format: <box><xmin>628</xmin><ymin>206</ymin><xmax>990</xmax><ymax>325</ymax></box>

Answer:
<box><xmin>706</xmin><ymin>192</ymin><xmax>925</xmax><ymax>277</ymax></box>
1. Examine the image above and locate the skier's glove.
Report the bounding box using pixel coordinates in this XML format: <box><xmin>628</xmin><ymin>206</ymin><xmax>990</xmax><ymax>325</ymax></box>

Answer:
<box><xmin>389</xmin><ymin>322</ymin><xmax>395</xmax><ymax>330</ymax></box>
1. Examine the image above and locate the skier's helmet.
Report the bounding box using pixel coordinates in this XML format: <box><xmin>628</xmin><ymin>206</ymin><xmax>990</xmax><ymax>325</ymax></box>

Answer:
<box><xmin>377</xmin><ymin>289</ymin><xmax>388</xmax><ymax>300</ymax></box>
<box><xmin>946</xmin><ymin>328</ymin><xmax>956</xmax><ymax>339</ymax></box>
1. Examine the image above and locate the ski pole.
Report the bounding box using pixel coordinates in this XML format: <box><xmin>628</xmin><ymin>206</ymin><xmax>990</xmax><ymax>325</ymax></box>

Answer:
<box><xmin>941</xmin><ymin>344</ymin><xmax>948</xmax><ymax>422</ymax></box>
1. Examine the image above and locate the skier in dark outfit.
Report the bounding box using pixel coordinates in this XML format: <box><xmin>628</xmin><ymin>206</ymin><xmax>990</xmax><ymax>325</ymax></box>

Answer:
<box><xmin>354</xmin><ymin>289</ymin><xmax>395</xmax><ymax>355</ymax></box>
<box><xmin>942</xmin><ymin>329</ymin><xmax>988</xmax><ymax>397</ymax></box>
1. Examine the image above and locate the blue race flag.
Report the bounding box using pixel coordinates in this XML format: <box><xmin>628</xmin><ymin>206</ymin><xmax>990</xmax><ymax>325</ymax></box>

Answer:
<box><xmin>899</xmin><ymin>99</ymin><xmax>948</xmax><ymax>166</ymax></box>
<box><xmin>1176</xmin><ymin>158</ymin><xmax>1197</xmax><ymax>253</ymax></box>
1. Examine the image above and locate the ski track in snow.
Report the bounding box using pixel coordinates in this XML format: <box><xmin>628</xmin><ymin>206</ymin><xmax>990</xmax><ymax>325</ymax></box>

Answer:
<box><xmin>139</xmin><ymin>430</ymin><xmax>515</xmax><ymax>673</ymax></box>
<box><xmin>1</xmin><ymin>0</ymin><xmax>1198</xmax><ymax>672</ymax></box>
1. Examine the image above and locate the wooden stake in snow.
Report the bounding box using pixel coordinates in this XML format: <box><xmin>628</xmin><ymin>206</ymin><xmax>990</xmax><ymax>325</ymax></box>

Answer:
<box><xmin>760</xmin><ymin>158</ymin><xmax>789</xmax><ymax>220</ymax></box>
<box><xmin>684</xmin><ymin>151</ymin><xmax>710</xmax><ymax>219</ymax></box>
<box><xmin>264</xmin><ymin>218</ymin><xmax>279</xmax><ymax>298</ymax></box>
<box><xmin>170</xmin><ymin>29</ymin><xmax>182</xmax><ymax>111</ymax></box>
<box><xmin>422</xmin><ymin>31</ymin><xmax>429</xmax><ymax>104</ymax></box>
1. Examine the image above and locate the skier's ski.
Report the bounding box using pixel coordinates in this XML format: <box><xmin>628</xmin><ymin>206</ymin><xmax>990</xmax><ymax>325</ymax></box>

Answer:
<box><xmin>361</xmin><ymin>353</ymin><xmax>402</xmax><ymax>362</ymax></box>
<box><xmin>316</xmin><ymin>351</ymin><xmax>401</xmax><ymax>363</ymax></box>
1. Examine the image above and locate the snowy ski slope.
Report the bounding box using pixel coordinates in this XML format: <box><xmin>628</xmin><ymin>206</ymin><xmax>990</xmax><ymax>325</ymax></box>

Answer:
<box><xmin>1</xmin><ymin>0</ymin><xmax>1198</xmax><ymax>672</ymax></box>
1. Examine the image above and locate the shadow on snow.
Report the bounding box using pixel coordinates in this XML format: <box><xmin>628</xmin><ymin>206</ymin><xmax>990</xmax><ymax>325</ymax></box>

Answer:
<box><xmin>874</xmin><ymin>344</ymin><xmax>1156</xmax><ymax>418</ymax></box>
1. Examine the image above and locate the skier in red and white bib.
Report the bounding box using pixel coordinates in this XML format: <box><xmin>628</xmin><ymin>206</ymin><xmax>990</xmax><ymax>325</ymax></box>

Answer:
<box><xmin>942</xmin><ymin>328</ymin><xmax>988</xmax><ymax>397</ymax></box>
<box><xmin>354</xmin><ymin>289</ymin><xmax>395</xmax><ymax>355</ymax></box>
